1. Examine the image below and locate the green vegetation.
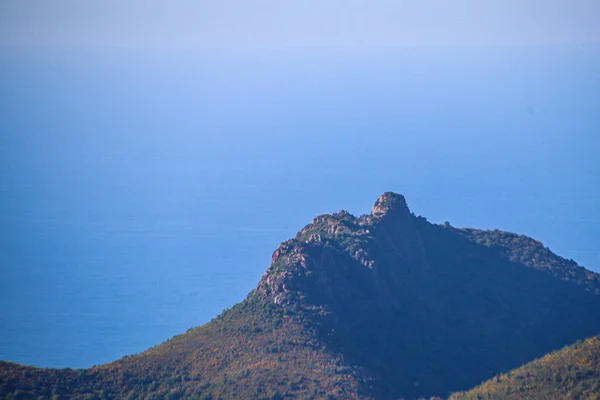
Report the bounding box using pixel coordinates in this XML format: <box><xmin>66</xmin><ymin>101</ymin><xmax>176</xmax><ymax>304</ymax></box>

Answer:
<box><xmin>0</xmin><ymin>298</ymin><xmax>365</xmax><ymax>399</ymax></box>
<box><xmin>1</xmin><ymin>192</ymin><xmax>599</xmax><ymax>399</ymax></box>
<box><xmin>450</xmin><ymin>335</ymin><xmax>600</xmax><ymax>400</ymax></box>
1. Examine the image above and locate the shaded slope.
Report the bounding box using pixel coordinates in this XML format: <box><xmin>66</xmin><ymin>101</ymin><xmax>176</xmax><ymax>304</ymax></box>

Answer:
<box><xmin>449</xmin><ymin>334</ymin><xmax>600</xmax><ymax>400</ymax></box>
<box><xmin>1</xmin><ymin>192</ymin><xmax>600</xmax><ymax>399</ymax></box>
<box><xmin>454</xmin><ymin>227</ymin><xmax>600</xmax><ymax>295</ymax></box>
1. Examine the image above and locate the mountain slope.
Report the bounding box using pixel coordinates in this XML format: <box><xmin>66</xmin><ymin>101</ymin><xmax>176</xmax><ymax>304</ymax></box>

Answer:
<box><xmin>0</xmin><ymin>299</ymin><xmax>366</xmax><ymax>399</ymax></box>
<box><xmin>2</xmin><ymin>192</ymin><xmax>600</xmax><ymax>399</ymax></box>
<box><xmin>449</xmin><ymin>334</ymin><xmax>600</xmax><ymax>400</ymax></box>
<box><xmin>453</xmin><ymin>227</ymin><xmax>600</xmax><ymax>295</ymax></box>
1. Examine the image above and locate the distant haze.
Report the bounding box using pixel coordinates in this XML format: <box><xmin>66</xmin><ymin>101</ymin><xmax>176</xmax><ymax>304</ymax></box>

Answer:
<box><xmin>1</xmin><ymin>0</ymin><xmax>600</xmax><ymax>48</ymax></box>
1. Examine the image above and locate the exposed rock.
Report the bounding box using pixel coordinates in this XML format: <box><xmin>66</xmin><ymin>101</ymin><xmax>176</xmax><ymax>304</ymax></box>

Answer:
<box><xmin>371</xmin><ymin>191</ymin><xmax>410</xmax><ymax>219</ymax></box>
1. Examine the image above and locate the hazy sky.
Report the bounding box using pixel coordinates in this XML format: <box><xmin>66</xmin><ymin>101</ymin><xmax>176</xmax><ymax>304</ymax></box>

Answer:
<box><xmin>1</xmin><ymin>0</ymin><xmax>599</xmax><ymax>48</ymax></box>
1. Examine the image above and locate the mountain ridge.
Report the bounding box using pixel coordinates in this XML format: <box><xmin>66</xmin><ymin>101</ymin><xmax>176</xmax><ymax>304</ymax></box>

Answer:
<box><xmin>2</xmin><ymin>192</ymin><xmax>600</xmax><ymax>399</ymax></box>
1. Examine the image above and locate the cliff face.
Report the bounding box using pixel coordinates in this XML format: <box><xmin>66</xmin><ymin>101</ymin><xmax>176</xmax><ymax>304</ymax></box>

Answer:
<box><xmin>255</xmin><ymin>193</ymin><xmax>426</xmax><ymax>307</ymax></box>
<box><xmin>2</xmin><ymin>192</ymin><xmax>600</xmax><ymax>400</ymax></box>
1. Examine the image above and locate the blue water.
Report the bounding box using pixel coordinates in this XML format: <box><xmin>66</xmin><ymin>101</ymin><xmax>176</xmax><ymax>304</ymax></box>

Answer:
<box><xmin>1</xmin><ymin>46</ymin><xmax>599</xmax><ymax>368</ymax></box>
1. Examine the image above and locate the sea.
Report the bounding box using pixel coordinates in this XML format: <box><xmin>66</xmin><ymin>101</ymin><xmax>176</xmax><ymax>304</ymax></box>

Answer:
<box><xmin>1</xmin><ymin>45</ymin><xmax>599</xmax><ymax>368</ymax></box>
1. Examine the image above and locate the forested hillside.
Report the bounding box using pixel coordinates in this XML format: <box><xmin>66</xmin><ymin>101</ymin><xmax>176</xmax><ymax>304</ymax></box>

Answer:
<box><xmin>450</xmin><ymin>335</ymin><xmax>600</xmax><ymax>400</ymax></box>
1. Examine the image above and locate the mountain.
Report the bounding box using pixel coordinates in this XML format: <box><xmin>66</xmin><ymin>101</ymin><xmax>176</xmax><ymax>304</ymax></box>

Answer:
<box><xmin>450</xmin><ymin>334</ymin><xmax>600</xmax><ymax>399</ymax></box>
<box><xmin>2</xmin><ymin>192</ymin><xmax>600</xmax><ymax>400</ymax></box>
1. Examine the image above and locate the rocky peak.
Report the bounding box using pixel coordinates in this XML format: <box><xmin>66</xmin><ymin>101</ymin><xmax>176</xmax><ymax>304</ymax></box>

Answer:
<box><xmin>371</xmin><ymin>192</ymin><xmax>411</xmax><ymax>220</ymax></box>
